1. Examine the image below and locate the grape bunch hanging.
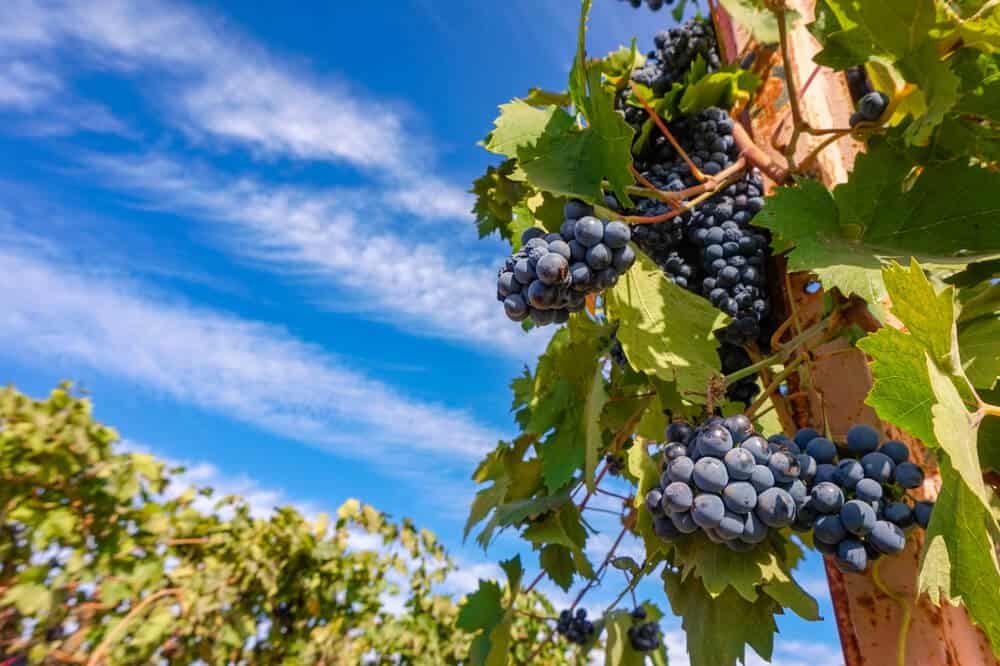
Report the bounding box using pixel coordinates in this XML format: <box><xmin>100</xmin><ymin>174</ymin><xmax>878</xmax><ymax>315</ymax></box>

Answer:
<box><xmin>644</xmin><ymin>417</ymin><xmax>935</xmax><ymax>573</ymax></box>
<box><xmin>616</xmin><ymin>0</ymin><xmax>675</xmax><ymax>12</ymax></box>
<box><xmin>496</xmin><ymin>203</ymin><xmax>636</xmax><ymax>327</ymax></box>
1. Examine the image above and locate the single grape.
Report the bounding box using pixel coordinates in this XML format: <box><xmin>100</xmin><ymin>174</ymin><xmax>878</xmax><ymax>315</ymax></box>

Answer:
<box><xmin>548</xmin><ymin>239</ymin><xmax>572</xmax><ymax>260</ymax></box>
<box><xmin>858</xmin><ymin>91</ymin><xmax>890</xmax><ymax>120</ymax></box>
<box><xmin>792</xmin><ymin>501</ymin><xmax>818</xmax><ymax>532</ymax></box>
<box><xmin>574</xmin><ymin>216</ymin><xmax>605</xmax><ymax>247</ymax></box>
<box><xmin>723</xmin><ymin>414</ymin><xmax>753</xmax><ymax>442</ymax></box>
<box><xmin>793</xmin><ymin>427</ymin><xmax>820</xmax><ymax>447</ymax></box>
<box><xmin>568</xmin><ymin>239</ymin><xmax>587</xmax><ymax>262</ymax></box>
<box><xmin>879</xmin><ymin>440</ymin><xmax>909</xmax><ymax>464</ymax></box>
<box><xmin>612</xmin><ymin>245</ymin><xmax>637</xmax><ymax>272</ymax></box>
<box><xmin>514</xmin><ymin>258</ymin><xmax>535</xmax><ymax>285</ymax></box>
<box><xmin>653</xmin><ymin>515</ymin><xmax>681</xmax><ymax>542</ymax></box>
<box><xmin>869</xmin><ymin>520</ymin><xmax>906</xmax><ymax>554</ymax></box>
<box><xmin>672</xmin><ymin>509</ymin><xmax>699</xmax><ymax>533</ymax></box>
<box><xmin>527</xmin><ymin>280</ymin><xmax>558</xmax><ymax>309</ymax></box>
<box><xmin>814</xmin><ymin>537</ymin><xmax>838</xmax><ymax>555</ymax></box>
<box><xmin>805</xmin><ymin>437</ymin><xmax>837</xmax><ymax>464</ymax></box>
<box><xmin>569</xmin><ymin>262</ymin><xmax>591</xmax><ymax>288</ymax></box>
<box><xmin>722</xmin><ymin>481</ymin><xmax>757</xmax><ymax>514</ymax></box>
<box><xmin>560</xmin><ymin>219</ymin><xmax>577</xmax><ymax>241</ymax></box>
<box><xmin>693</xmin><ymin>456</ymin><xmax>729</xmax><ymax>493</ymax></box>
<box><xmin>810</xmin><ymin>482</ymin><xmax>844</xmax><ymax>514</ymax></box>
<box><xmin>645</xmin><ymin>488</ymin><xmax>665</xmax><ymax>515</ymax></box>
<box><xmin>536</xmin><ymin>253</ymin><xmax>569</xmax><ymax>286</ymax></box>
<box><xmin>883</xmin><ymin>501</ymin><xmax>914</xmax><ymax>528</ymax></box>
<box><xmin>813</xmin><ymin>514</ymin><xmax>847</xmax><ymax>544</ymax></box>
<box><xmin>564</xmin><ymin>200</ymin><xmax>594</xmax><ymax>221</ymax></box>
<box><xmin>663</xmin><ymin>442</ymin><xmax>688</xmax><ymax>461</ymax></box>
<box><xmin>861</xmin><ymin>451</ymin><xmax>895</xmax><ymax>483</ymax></box>
<box><xmin>631</xmin><ymin>606</ymin><xmax>647</xmax><ymax>621</ymax></box>
<box><xmin>835</xmin><ymin>538</ymin><xmax>868</xmax><ymax>573</ymax></box>
<box><xmin>603</xmin><ymin>221</ymin><xmax>631</xmax><ymax>249</ymax></box>
<box><xmin>521</xmin><ymin>227</ymin><xmax>547</xmax><ymax>245</ymax></box>
<box><xmin>723</xmin><ymin>447</ymin><xmax>755</xmax><ymax>480</ymax></box>
<box><xmin>663</xmin><ymin>481</ymin><xmax>694</xmax><ymax>513</ymax></box>
<box><xmin>740</xmin><ymin>435</ymin><xmax>770</xmax><ymax>464</ymax></box>
<box><xmin>755</xmin><ymin>487</ymin><xmax>796</xmax><ymax>528</ymax></box>
<box><xmin>717</xmin><ymin>510</ymin><xmax>745</xmax><ymax>540</ymax></box>
<box><xmin>893</xmin><ymin>462</ymin><xmax>924</xmax><ymax>489</ymax></box>
<box><xmin>854</xmin><ymin>478</ymin><xmax>883</xmax><ymax>503</ymax></box>
<box><xmin>692</xmin><ymin>494</ymin><xmax>726</xmax><ymax>528</ymax></box>
<box><xmin>837</xmin><ymin>459</ymin><xmax>865</xmax><ymax>490</ymax></box>
<box><xmin>697</xmin><ymin>424</ymin><xmax>734</xmax><ymax>457</ymax></box>
<box><xmin>785</xmin><ymin>479</ymin><xmax>808</xmax><ymax>507</ymax></box>
<box><xmin>503</xmin><ymin>294</ymin><xmax>529</xmax><ymax>321</ymax></box>
<box><xmin>741</xmin><ymin>510</ymin><xmax>769</xmax><ymax>544</ymax></box>
<box><xmin>840</xmin><ymin>500</ymin><xmax>877</xmax><ymax>536</ymax></box>
<box><xmin>749</xmin><ymin>464</ymin><xmax>775</xmax><ymax>493</ymax></box>
<box><xmin>666</xmin><ymin>421</ymin><xmax>694</xmax><ymax>444</ymax></box>
<box><xmin>497</xmin><ymin>271</ymin><xmax>519</xmax><ymax>296</ymax></box>
<box><xmin>846</xmin><ymin>424</ymin><xmax>880</xmax><ymax>454</ymax></box>
<box><xmin>585</xmin><ymin>243</ymin><xmax>612</xmax><ymax>270</ymax></box>
<box><xmin>814</xmin><ymin>463</ymin><xmax>840</xmax><ymax>485</ymax></box>
<box><xmin>913</xmin><ymin>501</ymin><xmax>933</xmax><ymax>529</ymax></box>
<box><xmin>769</xmin><ymin>434</ymin><xmax>801</xmax><ymax>455</ymax></box>
<box><xmin>768</xmin><ymin>450</ymin><xmax>800</xmax><ymax>483</ymax></box>
<box><xmin>796</xmin><ymin>453</ymin><xmax>817</xmax><ymax>481</ymax></box>
<box><xmin>667</xmin><ymin>456</ymin><xmax>695</xmax><ymax>484</ymax></box>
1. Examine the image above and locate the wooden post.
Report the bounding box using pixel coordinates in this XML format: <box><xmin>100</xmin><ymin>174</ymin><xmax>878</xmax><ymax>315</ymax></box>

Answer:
<box><xmin>711</xmin><ymin>1</ymin><xmax>1000</xmax><ymax>664</ymax></box>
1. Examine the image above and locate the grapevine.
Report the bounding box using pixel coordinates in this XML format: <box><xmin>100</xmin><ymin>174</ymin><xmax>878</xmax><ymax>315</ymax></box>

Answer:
<box><xmin>467</xmin><ymin>0</ymin><xmax>1000</xmax><ymax>665</ymax></box>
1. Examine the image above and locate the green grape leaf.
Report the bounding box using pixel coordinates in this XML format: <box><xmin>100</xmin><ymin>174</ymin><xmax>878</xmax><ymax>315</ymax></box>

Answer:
<box><xmin>1</xmin><ymin>582</ymin><xmax>52</xmax><ymax>615</ymax></box>
<box><xmin>486</xmin><ymin>100</ymin><xmax>572</xmax><ymax>158</ymax></box>
<box><xmin>663</xmin><ymin>571</ymin><xmax>778</xmax><ymax>666</ymax></box>
<box><xmin>959</xmin><ymin>315</ymin><xmax>1000</xmax><ymax>389</ymax></box>
<box><xmin>679</xmin><ymin>66</ymin><xmax>761</xmax><ymax>114</ymax></box>
<box><xmin>465</xmin><ymin>476</ymin><xmax>511</xmax><ymax>541</ymax></box>
<box><xmin>879</xmin><ymin>259</ymin><xmax>956</xmax><ymax>363</ymax></box>
<box><xmin>896</xmin><ymin>44</ymin><xmax>961</xmax><ymax>145</ymax></box>
<box><xmin>611</xmin><ymin>556</ymin><xmax>641</xmax><ymax>576</ymax></box>
<box><xmin>809</xmin><ymin>0</ymin><xmax>880</xmax><ymax>68</ymax></box>
<box><xmin>539</xmin><ymin>545</ymin><xmax>576</xmax><ymax>591</ymax></box>
<box><xmin>606</xmin><ymin>252</ymin><xmax>728</xmax><ymax>402</ymax></box>
<box><xmin>584</xmin><ymin>364</ymin><xmax>609</xmax><ymax>493</ymax></box>
<box><xmin>524</xmin><ymin>88</ymin><xmax>571</xmax><ymax>107</ymax></box>
<box><xmin>761</xmin><ymin>578</ymin><xmax>822</xmax><ymax>621</ymax></box>
<box><xmin>670</xmin><ymin>535</ymin><xmax>800</xmax><ymax>603</ymax></box>
<box><xmin>857</xmin><ymin>327</ymin><xmax>937</xmax><ymax>445</ymax></box>
<box><xmin>720</xmin><ymin>0</ymin><xmax>792</xmax><ymax>44</ymax></box>
<box><xmin>919</xmin><ymin>457</ymin><xmax>1000</xmax><ymax>657</ymax></box>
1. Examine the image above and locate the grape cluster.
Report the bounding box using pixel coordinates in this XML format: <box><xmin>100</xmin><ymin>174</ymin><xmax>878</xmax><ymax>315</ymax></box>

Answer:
<box><xmin>496</xmin><ymin>202</ymin><xmax>637</xmax><ymax>327</ymax></box>
<box><xmin>645</xmin><ymin>415</ymin><xmax>810</xmax><ymax>552</ymax></box>
<box><xmin>849</xmin><ymin>91</ymin><xmax>889</xmax><ymax>127</ymax></box>
<box><xmin>622</xmin><ymin>107</ymin><xmax>772</xmax><ymax>403</ymax></box>
<box><xmin>556</xmin><ymin>608</ymin><xmax>596</xmax><ymax>645</ymax></box>
<box><xmin>629</xmin><ymin>18</ymin><xmax>721</xmax><ymax>98</ymax></box>
<box><xmin>643</xmin><ymin>418</ymin><xmax>936</xmax><ymax>572</ymax></box>
<box><xmin>792</xmin><ymin>425</ymin><xmax>934</xmax><ymax>573</ymax></box>
<box><xmin>627</xmin><ymin>607</ymin><xmax>662</xmax><ymax>652</ymax></box>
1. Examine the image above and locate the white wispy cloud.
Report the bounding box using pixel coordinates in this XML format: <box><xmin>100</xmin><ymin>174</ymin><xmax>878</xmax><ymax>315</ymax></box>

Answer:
<box><xmin>0</xmin><ymin>0</ymin><xmax>424</xmax><ymax>174</ymax></box>
<box><xmin>0</xmin><ymin>244</ymin><xmax>501</xmax><ymax>469</ymax></box>
<box><xmin>79</xmin><ymin>150</ymin><xmax>545</xmax><ymax>357</ymax></box>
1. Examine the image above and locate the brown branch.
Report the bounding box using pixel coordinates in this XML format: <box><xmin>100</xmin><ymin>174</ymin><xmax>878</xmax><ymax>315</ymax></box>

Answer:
<box><xmin>632</xmin><ymin>89</ymin><xmax>707</xmax><ymax>182</ymax></box>
<box><xmin>85</xmin><ymin>588</ymin><xmax>184</xmax><ymax>666</ymax></box>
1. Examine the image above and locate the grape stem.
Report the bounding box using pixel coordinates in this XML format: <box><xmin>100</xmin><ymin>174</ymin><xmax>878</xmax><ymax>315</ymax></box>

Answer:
<box><xmin>632</xmin><ymin>89</ymin><xmax>708</xmax><ymax>182</ymax></box>
<box><xmin>604</xmin><ymin>555</ymin><xmax>657</xmax><ymax>614</ymax></box>
<box><xmin>871</xmin><ymin>557</ymin><xmax>912</xmax><ymax>666</ymax></box>
<box><xmin>744</xmin><ymin>354</ymin><xmax>806</xmax><ymax>417</ymax></box>
<box><xmin>625</xmin><ymin>161</ymin><xmax>748</xmax><ymax>224</ymax></box>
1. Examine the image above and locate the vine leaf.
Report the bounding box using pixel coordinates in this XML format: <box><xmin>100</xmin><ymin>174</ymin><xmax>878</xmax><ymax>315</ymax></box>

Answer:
<box><xmin>719</xmin><ymin>0</ymin><xmax>793</xmax><ymax>44</ymax></box>
<box><xmin>758</xmin><ymin>142</ymin><xmax>1000</xmax><ymax>319</ymax></box>
<box><xmin>679</xmin><ymin>66</ymin><xmax>761</xmax><ymax>115</ymax></box>
<box><xmin>627</xmin><ymin>439</ymin><xmax>666</xmax><ymax>559</ymax></box>
<box><xmin>457</xmin><ymin>555</ymin><xmax>524</xmax><ymax>666</ymax></box>
<box><xmin>662</xmin><ymin>570</ymin><xmax>778</xmax><ymax>666</ymax></box>
<box><xmin>918</xmin><ymin>458</ymin><xmax>1000</xmax><ymax>657</ymax></box>
<box><xmin>606</xmin><ymin>252</ymin><xmax>728</xmax><ymax>402</ymax></box>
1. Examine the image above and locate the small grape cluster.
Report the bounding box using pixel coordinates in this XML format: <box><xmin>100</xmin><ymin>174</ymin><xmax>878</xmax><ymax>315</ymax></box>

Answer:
<box><xmin>605</xmin><ymin>453</ymin><xmax>626</xmax><ymax>476</ymax></box>
<box><xmin>849</xmin><ymin>91</ymin><xmax>890</xmax><ymax>127</ymax></box>
<box><xmin>556</xmin><ymin>608</ymin><xmax>596</xmax><ymax>645</ymax></box>
<box><xmin>645</xmin><ymin>415</ymin><xmax>810</xmax><ymax>552</ymax></box>
<box><xmin>791</xmin><ymin>425</ymin><xmax>934</xmax><ymax>573</ymax></box>
<box><xmin>617</xmin><ymin>0</ymin><xmax>673</xmax><ymax>9</ymax></box>
<box><xmin>627</xmin><ymin>607</ymin><xmax>662</xmax><ymax>652</ymax></box>
<box><xmin>629</xmin><ymin>18</ymin><xmax>721</xmax><ymax>98</ymax></box>
<box><xmin>496</xmin><ymin>201</ymin><xmax>637</xmax><ymax>327</ymax></box>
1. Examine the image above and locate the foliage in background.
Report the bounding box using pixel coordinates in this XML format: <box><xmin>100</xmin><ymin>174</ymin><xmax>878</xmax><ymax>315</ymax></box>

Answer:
<box><xmin>0</xmin><ymin>384</ymin><xmax>575</xmax><ymax>665</ymax></box>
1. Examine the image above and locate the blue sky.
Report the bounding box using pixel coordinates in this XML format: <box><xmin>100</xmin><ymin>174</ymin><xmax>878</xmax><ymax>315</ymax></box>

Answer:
<box><xmin>0</xmin><ymin>1</ymin><xmax>842</xmax><ymax>663</ymax></box>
